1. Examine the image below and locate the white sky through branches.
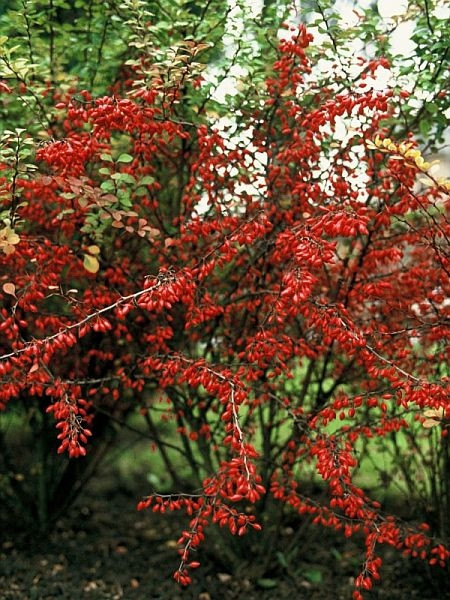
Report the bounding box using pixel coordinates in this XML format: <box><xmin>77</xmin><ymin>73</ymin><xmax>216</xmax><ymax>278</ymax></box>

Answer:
<box><xmin>195</xmin><ymin>0</ymin><xmax>449</xmax><ymax>215</ymax></box>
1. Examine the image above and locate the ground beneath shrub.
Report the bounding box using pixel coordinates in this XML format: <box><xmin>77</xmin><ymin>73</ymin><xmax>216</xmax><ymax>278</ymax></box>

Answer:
<box><xmin>1</xmin><ymin>489</ymin><xmax>448</xmax><ymax>599</ymax></box>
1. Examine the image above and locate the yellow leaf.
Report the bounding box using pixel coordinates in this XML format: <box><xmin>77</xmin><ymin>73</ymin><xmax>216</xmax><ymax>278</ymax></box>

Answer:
<box><xmin>424</xmin><ymin>407</ymin><xmax>445</xmax><ymax>419</ymax></box>
<box><xmin>404</xmin><ymin>149</ymin><xmax>420</xmax><ymax>159</ymax></box>
<box><xmin>422</xmin><ymin>418</ymin><xmax>439</xmax><ymax>429</ymax></box>
<box><xmin>415</xmin><ymin>156</ymin><xmax>425</xmax><ymax>168</ymax></box>
<box><xmin>0</xmin><ymin>226</ymin><xmax>20</xmax><ymax>247</ymax></box>
<box><xmin>3</xmin><ymin>244</ymin><xmax>16</xmax><ymax>255</ymax></box>
<box><xmin>86</xmin><ymin>245</ymin><xmax>100</xmax><ymax>255</ymax></box>
<box><xmin>83</xmin><ymin>254</ymin><xmax>99</xmax><ymax>274</ymax></box>
<box><xmin>2</xmin><ymin>282</ymin><xmax>16</xmax><ymax>296</ymax></box>
<box><xmin>6</xmin><ymin>232</ymin><xmax>20</xmax><ymax>245</ymax></box>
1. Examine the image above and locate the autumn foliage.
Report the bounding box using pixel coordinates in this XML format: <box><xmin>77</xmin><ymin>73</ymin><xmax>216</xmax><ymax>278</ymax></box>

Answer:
<box><xmin>0</xmin><ymin>21</ymin><xmax>449</xmax><ymax>598</ymax></box>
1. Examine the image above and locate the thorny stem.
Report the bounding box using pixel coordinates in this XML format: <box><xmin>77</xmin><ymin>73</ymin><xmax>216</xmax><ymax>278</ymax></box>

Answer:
<box><xmin>0</xmin><ymin>274</ymin><xmax>166</xmax><ymax>362</ymax></box>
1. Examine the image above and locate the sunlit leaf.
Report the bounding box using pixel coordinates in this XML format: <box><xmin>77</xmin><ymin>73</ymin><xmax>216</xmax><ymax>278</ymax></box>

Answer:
<box><xmin>83</xmin><ymin>254</ymin><xmax>100</xmax><ymax>274</ymax></box>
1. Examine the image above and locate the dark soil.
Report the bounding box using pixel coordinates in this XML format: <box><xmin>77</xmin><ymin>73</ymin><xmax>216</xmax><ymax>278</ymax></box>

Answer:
<box><xmin>1</xmin><ymin>487</ymin><xmax>448</xmax><ymax>600</ymax></box>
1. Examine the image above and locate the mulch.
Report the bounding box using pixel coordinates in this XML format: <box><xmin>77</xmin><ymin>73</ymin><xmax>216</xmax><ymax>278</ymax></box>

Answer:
<box><xmin>1</xmin><ymin>488</ymin><xmax>448</xmax><ymax>599</ymax></box>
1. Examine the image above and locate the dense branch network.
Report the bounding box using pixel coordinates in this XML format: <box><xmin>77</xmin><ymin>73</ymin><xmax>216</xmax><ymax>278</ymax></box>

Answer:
<box><xmin>0</xmin><ymin>21</ymin><xmax>449</xmax><ymax>598</ymax></box>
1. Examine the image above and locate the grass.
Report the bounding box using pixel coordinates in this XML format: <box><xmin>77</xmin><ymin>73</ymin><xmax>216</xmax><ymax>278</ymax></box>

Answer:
<box><xmin>0</xmin><ymin>380</ymin><xmax>443</xmax><ymax>524</ymax></box>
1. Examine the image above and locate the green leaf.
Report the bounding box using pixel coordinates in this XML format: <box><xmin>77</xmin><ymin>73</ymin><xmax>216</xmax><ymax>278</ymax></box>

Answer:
<box><xmin>119</xmin><ymin>197</ymin><xmax>132</xmax><ymax>208</ymax></box>
<box><xmin>276</xmin><ymin>551</ymin><xmax>288</xmax><ymax>569</ymax></box>
<box><xmin>303</xmin><ymin>568</ymin><xmax>323</xmax><ymax>584</ymax></box>
<box><xmin>138</xmin><ymin>175</ymin><xmax>155</xmax><ymax>185</ymax></box>
<box><xmin>120</xmin><ymin>173</ymin><xmax>136</xmax><ymax>184</ymax></box>
<box><xmin>111</xmin><ymin>173</ymin><xmax>136</xmax><ymax>184</ymax></box>
<box><xmin>100</xmin><ymin>180</ymin><xmax>115</xmax><ymax>191</ymax></box>
<box><xmin>419</xmin><ymin>120</ymin><xmax>431</xmax><ymax>137</ymax></box>
<box><xmin>117</xmin><ymin>153</ymin><xmax>134</xmax><ymax>163</ymax></box>
<box><xmin>100</xmin><ymin>153</ymin><xmax>114</xmax><ymax>162</ymax></box>
<box><xmin>331</xmin><ymin>547</ymin><xmax>342</xmax><ymax>561</ymax></box>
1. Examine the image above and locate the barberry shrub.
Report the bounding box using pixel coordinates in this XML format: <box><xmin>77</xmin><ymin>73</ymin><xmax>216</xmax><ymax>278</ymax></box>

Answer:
<box><xmin>0</xmin><ymin>1</ymin><xmax>449</xmax><ymax>597</ymax></box>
